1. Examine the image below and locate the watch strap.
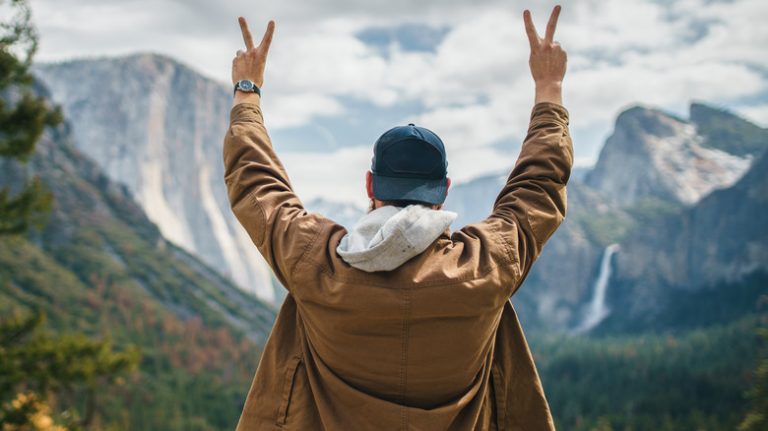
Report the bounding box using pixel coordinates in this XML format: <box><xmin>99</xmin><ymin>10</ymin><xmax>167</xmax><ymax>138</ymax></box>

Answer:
<box><xmin>233</xmin><ymin>80</ymin><xmax>261</xmax><ymax>96</ymax></box>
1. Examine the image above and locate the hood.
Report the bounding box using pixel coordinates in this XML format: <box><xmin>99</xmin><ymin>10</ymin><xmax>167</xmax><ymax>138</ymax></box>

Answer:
<box><xmin>336</xmin><ymin>204</ymin><xmax>457</xmax><ymax>272</ymax></box>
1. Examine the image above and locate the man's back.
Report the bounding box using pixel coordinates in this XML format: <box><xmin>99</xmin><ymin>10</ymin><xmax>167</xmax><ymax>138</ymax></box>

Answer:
<box><xmin>224</xmin><ymin>101</ymin><xmax>570</xmax><ymax>430</ymax></box>
<box><xmin>225</xmin><ymin>6</ymin><xmax>570</xmax><ymax>430</ymax></box>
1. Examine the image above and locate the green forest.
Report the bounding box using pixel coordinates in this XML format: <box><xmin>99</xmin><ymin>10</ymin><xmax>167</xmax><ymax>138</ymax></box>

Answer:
<box><xmin>535</xmin><ymin>314</ymin><xmax>766</xmax><ymax>430</ymax></box>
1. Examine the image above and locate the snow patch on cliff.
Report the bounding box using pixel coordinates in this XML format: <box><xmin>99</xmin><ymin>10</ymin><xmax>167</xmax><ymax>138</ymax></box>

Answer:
<box><xmin>649</xmin><ymin>123</ymin><xmax>752</xmax><ymax>205</ymax></box>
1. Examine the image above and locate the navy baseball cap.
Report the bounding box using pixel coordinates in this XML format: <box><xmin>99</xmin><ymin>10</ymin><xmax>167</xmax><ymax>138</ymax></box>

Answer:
<box><xmin>371</xmin><ymin>123</ymin><xmax>448</xmax><ymax>205</ymax></box>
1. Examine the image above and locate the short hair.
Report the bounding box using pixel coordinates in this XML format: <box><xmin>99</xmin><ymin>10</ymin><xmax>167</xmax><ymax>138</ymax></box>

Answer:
<box><xmin>379</xmin><ymin>199</ymin><xmax>434</xmax><ymax>208</ymax></box>
<box><xmin>369</xmin><ymin>198</ymin><xmax>443</xmax><ymax>214</ymax></box>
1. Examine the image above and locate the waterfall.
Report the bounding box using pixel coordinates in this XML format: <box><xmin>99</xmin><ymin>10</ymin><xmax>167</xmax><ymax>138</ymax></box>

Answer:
<box><xmin>573</xmin><ymin>243</ymin><xmax>620</xmax><ymax>334</ymax></box>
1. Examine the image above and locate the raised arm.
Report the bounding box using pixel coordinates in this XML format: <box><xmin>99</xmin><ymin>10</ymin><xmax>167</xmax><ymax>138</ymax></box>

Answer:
<box><xmin>525</xmin><ymin>6</ymin><xmax>567</xmax><ymax>105</ymax></box>
<box><xmin>484</xmin><ymin>6</ymin><xmax>572</xmax><ymax>294</ymax></box>
<box><xmin>223</xmin><ymin>18</ymin><xmax>329</xmax><ymax>289</ymax></box>
<box><xmin>231</xmin><ymin>17</ymin><xmax>273</xmax><ymax>107</ymax></box>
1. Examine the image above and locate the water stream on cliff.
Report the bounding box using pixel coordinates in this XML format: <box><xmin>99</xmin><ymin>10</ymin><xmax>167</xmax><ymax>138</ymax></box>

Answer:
<box><xmin>573</xmin><ymin>243</ymin><xmax>620</xmax><ymax>334</ymax></box>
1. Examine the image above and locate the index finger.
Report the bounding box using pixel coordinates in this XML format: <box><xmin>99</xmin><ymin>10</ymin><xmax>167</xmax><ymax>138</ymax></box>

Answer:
<box><xmin>523</xmin><ymin>10</ymin><xmax>539</xmax><ymax>49</ymax></box>
<box><xmin>544</xmin><ymin>5</ymin><xmax>561</xmax><ymax>43</ymax></box>
<box><xmin>239</xmin><ymin>16</ymin><xmax>255</xmax><ymax>50</ymax></box>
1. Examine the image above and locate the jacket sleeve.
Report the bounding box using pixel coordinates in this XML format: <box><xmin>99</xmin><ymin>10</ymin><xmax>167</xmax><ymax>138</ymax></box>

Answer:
<box><xmin>479</xmin><ymin>102</ymin><xmax>573</xmax><ymax>295</ymax></box>
<box><xmin>222</xmin><ymin>102</ymin><xmax>328</xmax><ymax>291</ymax></box>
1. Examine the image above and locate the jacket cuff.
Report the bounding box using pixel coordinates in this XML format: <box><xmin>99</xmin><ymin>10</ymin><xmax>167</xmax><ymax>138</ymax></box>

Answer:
<box><xmin>530</xmin><ymin>102</ymin><xmax>569</xmax><ymax>127</ymax></box>
<box><xmin>230</xmin><ymin>102</ymin><xmax>264</xmax><ymax>124</ymax></box>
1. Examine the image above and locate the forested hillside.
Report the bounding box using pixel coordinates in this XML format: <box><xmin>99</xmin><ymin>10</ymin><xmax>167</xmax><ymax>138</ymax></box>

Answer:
<box><xmin>0</xmin><ymin>85</ymin><xmax>275</xmax><ymax>429</ymax></box>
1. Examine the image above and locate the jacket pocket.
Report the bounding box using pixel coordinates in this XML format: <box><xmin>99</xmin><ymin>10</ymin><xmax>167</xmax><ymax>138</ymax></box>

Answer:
<box><xmin>491</xmin><ymin>363</ymin><xmax>507</xmax><ymax>431</ymax></box>
<box><xmin>276</xmin><ymin>356</ymin><xmax>303</xmax><ymax>427</ymax></box>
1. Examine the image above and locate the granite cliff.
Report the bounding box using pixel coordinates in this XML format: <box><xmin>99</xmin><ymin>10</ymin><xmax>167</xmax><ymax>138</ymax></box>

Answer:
<box><xmin>34</xmin><ymin>54</ymin><xmax>275</xmax><ymax>301</ymax></box>
<box><xmin>585</xmin><ymin>105</ymin><xmax>753</xmax><ymax>207</ymax></box>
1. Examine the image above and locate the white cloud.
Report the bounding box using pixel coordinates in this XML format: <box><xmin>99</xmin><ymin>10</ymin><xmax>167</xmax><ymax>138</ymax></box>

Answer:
<box><xmin>735</xmin><ymin>104</ymin><xmax>768</xmax><ymax>127</ymax></box>
<box><xmin>279</xmin><ymin>146</ymin><xmax>373</xmax><ymax>209</ymax></box>
<box><xmin>263</xmin><ymin>93</ymin><xmax>345</xmax><ymax>129</ymax></box>
<box><xmin>28</xmin><ymin>0</ymin><xmax>768</xmax><ymax>205</ymax></box>
<box><xmin>278</xmin><ymin>143</ymin><xmax>518</xmax><ymax>207</ymax></box>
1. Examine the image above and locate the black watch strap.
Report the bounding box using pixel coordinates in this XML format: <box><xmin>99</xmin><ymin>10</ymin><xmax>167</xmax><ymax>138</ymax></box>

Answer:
<box><xmin>233</xmin><ymin>80</ymin><xmax>261</xmax><ymax>96</ymax></box>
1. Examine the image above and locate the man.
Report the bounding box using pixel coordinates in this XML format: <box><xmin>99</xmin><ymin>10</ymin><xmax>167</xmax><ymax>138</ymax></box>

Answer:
<box><xmin>224</xmin><ymin>5</ymin><xmax>571</xmax><ymax>430</ymax></box>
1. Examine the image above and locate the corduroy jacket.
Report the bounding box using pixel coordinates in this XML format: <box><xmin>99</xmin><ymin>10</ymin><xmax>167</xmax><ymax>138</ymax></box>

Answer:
<box><xmin>223</xmin><ymin>100</ymin><xmax>573</xmax><ymax>430</ymax></box>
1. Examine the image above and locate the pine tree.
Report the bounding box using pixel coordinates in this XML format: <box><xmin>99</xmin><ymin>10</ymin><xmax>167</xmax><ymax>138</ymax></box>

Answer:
<box><xmin>0</xmin><ymin>3</ymin><xmax>141</xmax><ymax>430</ymax></box>
<box><xmin>0</xmin><ymin>0</ymin><xmax>61</xmax><ymax>235</ymax></box>
<box><xmin>739</xmin><ymin>297</ymin><xmax>768</xmax><ymax>431</ymax></box>
<box><xmin>0</xmin><ymin>312</ymin><xmax>141</xmax><ymax>430</ymax></box>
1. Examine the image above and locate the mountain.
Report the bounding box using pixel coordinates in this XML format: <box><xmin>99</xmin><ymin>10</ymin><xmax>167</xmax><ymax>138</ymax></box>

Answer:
<box><xmin>0</xmin><ymin>84</ymin><xmax>276</xmax><ymax>342</ymax></box>
<box><xmin>600</xmin><ymin>150</ymin><xmax>768</xmax><ymax>330</ymax></box>
<box><xmin>618</xmin><ymin>149</ymin><xmax>768</xmax><ymax>289</ymax></box>
<box><xmin>690</xmin><ymin>102</ymin><xmax>768</xmax><ymax>157</ymax></box>
<box><xmin>0</xmin><ymin>83</ymin><xmax>275</xmax><ymax>429</ymax></box>
<box><xmin>584</xmin><ymin>105</ymin><xmax>757</xmax><ymax>207</ymax></box>
<box><xmin>33</xmin><ymin>54</ymin><xmax>275</xmax><ymax>302</ymax></box>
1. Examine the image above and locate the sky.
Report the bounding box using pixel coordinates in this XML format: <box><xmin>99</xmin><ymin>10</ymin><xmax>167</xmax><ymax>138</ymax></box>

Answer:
<box><xmin>28</xmin><ymin>0</ymin><xmax>768</xmax><ymax>207</ymax></box>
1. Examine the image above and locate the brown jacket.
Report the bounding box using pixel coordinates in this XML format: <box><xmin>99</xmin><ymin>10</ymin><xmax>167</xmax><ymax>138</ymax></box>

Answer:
<box><xmin>223</xmin><ymin>101</ymin><xmax>572</xmax><ymax>430</ymax></box>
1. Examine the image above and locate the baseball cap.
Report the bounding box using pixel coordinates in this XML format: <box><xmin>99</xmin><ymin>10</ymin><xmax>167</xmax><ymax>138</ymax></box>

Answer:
<box><xmin>371</xmin><ymin>123</ymin><xmax>448</xmax><ymax>205</ymax></box>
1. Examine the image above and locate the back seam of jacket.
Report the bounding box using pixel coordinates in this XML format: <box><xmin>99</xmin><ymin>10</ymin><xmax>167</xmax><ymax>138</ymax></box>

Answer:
<box><xmin>399</xmin><ymin>281</ymin><xmax>412</xmax><ymax>430</ymax></box>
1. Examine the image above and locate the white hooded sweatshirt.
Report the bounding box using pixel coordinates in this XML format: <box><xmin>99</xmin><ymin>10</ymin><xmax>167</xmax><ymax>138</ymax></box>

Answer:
<box><xmin>336</xmin><ymin>204</ymin><xmax>458</xmax><ymax>272</ymax></box>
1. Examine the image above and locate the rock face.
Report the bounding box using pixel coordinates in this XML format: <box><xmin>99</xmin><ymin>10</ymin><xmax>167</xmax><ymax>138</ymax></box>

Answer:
<box><xmin>614</xmin><ymin>149</ymin><xmax>768</xmax><ymax>296</ymax></box>
<box><xmin>0</xmin><ymin>83</ymin><xmax>276</xmax><ymax>342</ymax></box>
<box><xmin>585</xmin><ymin>106</ymin><xmax>753</xmax><ymax>207</ymax></box>
<box><xmin>690</xmin><ymin>102</ymin><xmax>768</xmax><ymax>157</ymax></box>
<box><xmin>34</xmin><ymin>54</ymin><xmax>275</xmax><ymax>301</ymax></box>
<box><xmin>441</xmin><ymin>103</ymin><xmax>765</xmax><ymax>331</ymax></box>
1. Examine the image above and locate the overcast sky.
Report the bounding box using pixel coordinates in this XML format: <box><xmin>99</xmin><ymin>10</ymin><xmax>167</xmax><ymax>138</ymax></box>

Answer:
<box><xmin>29</xmin><ymin>0</ymin><xmax>768</xmax><ymax>207</ymax></box>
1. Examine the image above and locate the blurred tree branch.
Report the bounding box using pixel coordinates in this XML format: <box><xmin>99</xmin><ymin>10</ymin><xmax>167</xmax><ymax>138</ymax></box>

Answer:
<box><xmin>0</xmin><ymin>0</ymin><xmax>61</xmax><ymax>237</ymax></box>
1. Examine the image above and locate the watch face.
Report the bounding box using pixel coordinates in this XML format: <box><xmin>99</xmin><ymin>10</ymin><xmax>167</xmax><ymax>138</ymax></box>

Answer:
<box><xmin>239</xmin><ymin>80</ymin><xmax>254</xmax><ymax>91</ymax></box>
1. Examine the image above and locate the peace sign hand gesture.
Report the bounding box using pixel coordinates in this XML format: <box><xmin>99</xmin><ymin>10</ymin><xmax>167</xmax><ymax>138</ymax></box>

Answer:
<box><xmin>524</xmin><ymin>6</ymin><xmax>567</xmax><ymax>104</ymax></box>
<box><xmin>232</xmin><ymin>17</ymin><xmax>275</xmax><ymax>88</ymax></box>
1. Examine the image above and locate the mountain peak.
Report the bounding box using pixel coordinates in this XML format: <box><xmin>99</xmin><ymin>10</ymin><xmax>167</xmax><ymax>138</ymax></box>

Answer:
<box><xmin>585</xmin><ymin>103</ymin><xmax>752</xmax><ymax>207</ymax></box>
<box><xmin>33</xmin><ymin>52</ymin><xmax>275</xmax><ymax>302</ymax></box>
<box><xmin>42</xmin><ymin>51</ymin><xmax>181</xmax><ymax>68</ymax></box>
<box><xmin>690</xmin><ymin>101</ymin><xmax>736</xmax><ymax>121</ymax></box>
<box><xmin>689</xmin><ymin>101</ymin><xmax>767</xmax><ymax>157</ymax></box>
<box><xmin>614</xmin><ymin>105</ymin><xmax>686</xmax><ymax>139</ymax></box>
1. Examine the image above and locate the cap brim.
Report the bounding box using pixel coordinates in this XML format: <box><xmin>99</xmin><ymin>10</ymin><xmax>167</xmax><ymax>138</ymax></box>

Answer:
<box><xmin>372</xmin><ymin>174</ymin><xmax>447</xmax><ymax>205</ymax></box>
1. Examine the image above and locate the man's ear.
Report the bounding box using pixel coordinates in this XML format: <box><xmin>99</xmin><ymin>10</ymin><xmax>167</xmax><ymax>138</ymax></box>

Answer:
<box><xmin>366</xmin><ymin>171</ymin><xmax>374</xmax><ymax>199</ymax></box>
<box><xmin>445</xmin><ymin>177</ymin><xmax>451</xmax><ymax>196</ymax></box>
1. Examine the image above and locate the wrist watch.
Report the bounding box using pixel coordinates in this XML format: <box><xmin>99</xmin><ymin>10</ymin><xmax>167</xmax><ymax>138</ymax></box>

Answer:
<box><xmin>234</xmin><ymin>79</ymin><xmax>261</xmax><ymax>96</ymax></box>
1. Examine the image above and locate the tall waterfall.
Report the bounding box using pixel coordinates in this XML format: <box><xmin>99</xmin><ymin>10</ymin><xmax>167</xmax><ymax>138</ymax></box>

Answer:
<box><xmin>574</xmin><ymin>243</ymin><xmax>620</xmax><ymax>334</ymax></box>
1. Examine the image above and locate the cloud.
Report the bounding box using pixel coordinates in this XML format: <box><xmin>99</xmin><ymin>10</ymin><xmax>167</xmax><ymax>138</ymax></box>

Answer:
<box><xmin>735</xmin><ymin>103</ymin><xmax>768</xmax><ymax>127</ymax></box>
<box><xmin>28</xmin><ymin>0</ymin><xmax>768</xmax><ymax>205</ymax></box>
<box><xmin>278</xmin><ymin>146</ymin><xmax>373</xmax><ymax>209</ymax></box>
<box><xmin>262</xmin><ymin>93</ymin><xmax>345</xmax><ymax>129</ymax></box>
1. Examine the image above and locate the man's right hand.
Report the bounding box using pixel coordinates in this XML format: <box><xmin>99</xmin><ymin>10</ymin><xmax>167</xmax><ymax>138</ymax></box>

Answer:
<box><xmin>524</xmin><ymin>5</ymin><xmax>567</xmax><ymax>105</ymax></box>
<box><xmin>232</xmin><ymin>17</ymin><xmax>275</xmax><ymax>106</ymax></box>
